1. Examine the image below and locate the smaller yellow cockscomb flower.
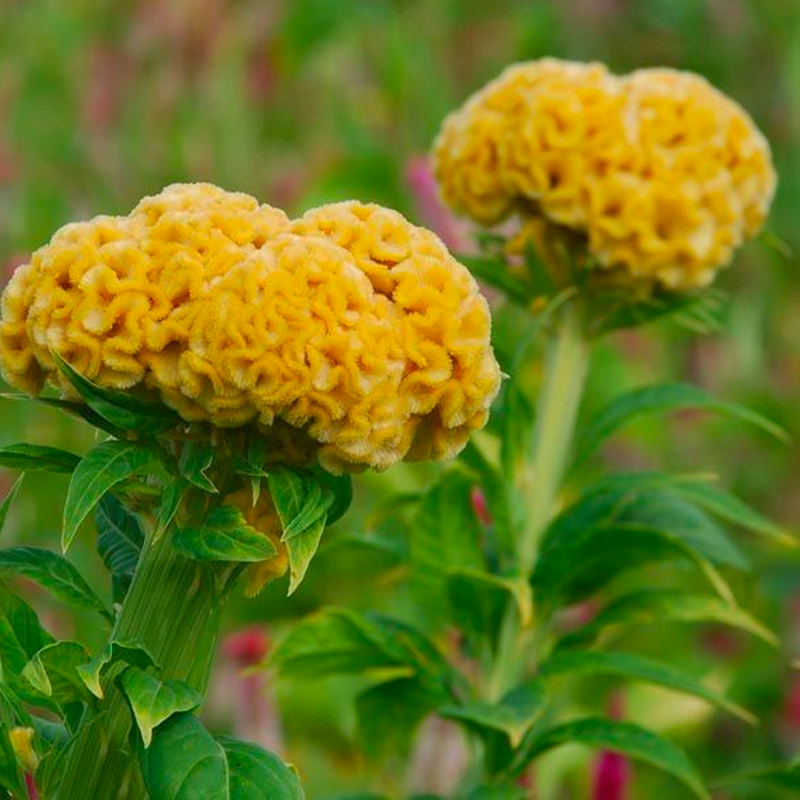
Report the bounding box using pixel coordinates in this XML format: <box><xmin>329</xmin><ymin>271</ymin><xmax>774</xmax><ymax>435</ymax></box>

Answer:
<box><xmin>0</xmin><ymin>184</ymin><xmax>501</xmax><ymax>472</ymax></box>
<box><xmin>9</xmin><ymin>726</ymin><xmax>38</xmax><ymax>772</ymax></box>
<box><xmin>432</xmin><ymin>59</ymin><xmax>776</xmax><ymax>290</ymax></box>
<box><xmin>224</xmin><ymin>488</ymin><xmax>288</xmax><ymax>596</ymax></box>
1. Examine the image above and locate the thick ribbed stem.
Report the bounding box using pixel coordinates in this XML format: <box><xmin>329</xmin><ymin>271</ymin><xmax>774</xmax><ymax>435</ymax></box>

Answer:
<box><xmin>55</xmin><ymin>530</ymin><xmax>225</xmax><ymax>800</ymax></box>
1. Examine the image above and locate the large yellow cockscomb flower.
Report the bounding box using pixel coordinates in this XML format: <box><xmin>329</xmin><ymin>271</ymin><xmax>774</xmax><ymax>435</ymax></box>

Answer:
<box><xmin>0</xmin><ymin>184</ymin><xmax>501</xmax><ymax>472</ymax></box>
<box><xmin>432</xmin><ymin>58</ymin><xmax>776</xmax><ymax>290</ymax></box>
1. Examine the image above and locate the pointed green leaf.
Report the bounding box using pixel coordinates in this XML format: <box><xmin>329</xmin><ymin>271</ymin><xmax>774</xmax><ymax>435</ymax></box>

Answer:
<box><xmin>0</xmin><ymin>444</ymin><xmax>80</xmax><ymax>473</ymax></box>
<box><xmin>268</xmin><ymin>467</ymin><xmax>331</xmax><ymax>540</ymax></box>
<box><xmin>1</xmin><ymin>392</ymin><xmax>126</xmax><ymax>437</ymax></box>
<box><xmin>178</xmin><ymin>443</ymin><xmax>217</xmax><ymax>493</ymax></box>
<box><xmin>95</xmin><ymin>494</ymin><xmax>144</xmax><ymax>605</ymax></box>
<box><xmin>540</xmin><ymin>650</ymin><xmax>754</xmax><ymax>723</ymax></box>
<box><xmin>63</xmin><ymin>441</ymin><xmax>156</xmax><ymax>551</ymax></box>
<box><xmin>446</xmin><ymin>568</ymin><xmax>533</xmax><ymax>647</ymax></box>
<box><xmin>559</xmin><ymin>590</ymin><xmax>776</xmax><ymax>649</ymax></box>
<box><xmin>142</xmin><ymin>712</ymin><xmax>303</xmax><ymax>800</ymax></box>
<box><xmin>0</xmin><ymin>475</ymin><xmax>24</xmax><ymax>538</ymax></box>
<box><xmin>77</xmin><ymin>639</ymin><xmax>157</xmax><ymax>699</ymax></box>
<box><xmin>173</xmin><ymin>505</ymin><xmax>276</xmax><ymax>563</ymax></box>
<box><xmin>356</xmin><ymin>678</ymin><xmax>442</xmax><ymax>760</ymax></box>
<box><xmin>53</xmin><ymin>352</ymin><xmax>180</xmax><ymax>435</ymax></box>
<box><xmin>22</xmin><ymin>641</ymin><xmax>92</xmax><ymax>704</ymax></box>
<box><xmin>513</xmin><ymin>717</ymin><xmax>709</xmax><ymax>798</ymax></box>
<box><xmin>154</xmin><ymin>479</ymin><xmax>185</xmax><ymax>540</ymax></box>
<box><xmin>0</xmin><ymin>583</ymin><xmax>54</xmax><ymax>686</ymax></box>
<box><xmin>410</xmin><ymin>471</ymin><xmax>485</xmax><ymax>628</ymax></box>
<box><xmin>218</xmin><ymin>736</ymin><xmax>304</xmax><ymax>799</ymax></box>
<box><xmin>574</xmin><ymin>382</ymin><xmax>789</xmax><ymax>469</ymax></box>
<box><xmin>440</xmin><ymin>681</ymin><xmax>545</xmax><ymax>747</ymax></box>
<box><xmin>285</xmin><ymin>513</ymin><xmax>326</xmax><ymax>595</ymax></box>
<box><xmin>311</xmin><ymin>468</ymin><xmax>352</xmax><ymax>526</ymax></box>
<box><xmin>0</xmin><ymin>547</ymin><xmax>110</xmax><ymax>621</ymax></box>
<box><xmin>118</xmin><ymin>666</ymin><xmax>201</xmax><ymax>747</ymax></box>
<box><xmin>721</xmin><ymin>760</ymin><xmax>800</xmax><ymax>791</ymax></box>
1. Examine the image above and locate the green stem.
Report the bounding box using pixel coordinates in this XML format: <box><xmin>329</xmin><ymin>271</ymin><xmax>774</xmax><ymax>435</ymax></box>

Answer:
<box><xmin>55</xmin><ymin>529</ymin><xmax>226</xmax><ymax>800</ymax></box>
<box><xmin>486</xmin><ymin>300</ymin><xmax>590</xmax><ymax>701</ymax></box>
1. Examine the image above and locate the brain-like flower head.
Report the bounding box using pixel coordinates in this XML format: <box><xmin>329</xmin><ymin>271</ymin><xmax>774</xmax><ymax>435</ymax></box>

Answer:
<box><xmin>433</xmin><ymin>59</ymin><xmax>776</xmax><ymax>290</ymax></box>
<box><xmin>0</xmin><ymin>184</ymin><xmax>501</xmax><ymax>472</ymax></box>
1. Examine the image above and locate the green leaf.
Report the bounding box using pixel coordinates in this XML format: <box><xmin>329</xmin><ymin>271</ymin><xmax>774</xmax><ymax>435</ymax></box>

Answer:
<box><xmin>0</xmin><ymin>475</ymin><xmax>24</xmax><ymax>538</ymax></box>
<box><xmin>721</xmin><ymin>760</ymin><xmax>800</xmax><ymax>792</ymax></box>
<box><xmin>513</xmin><ymin>717</ymin><xmax>709</xmax><ymax>798</ymax></box>
<box><xmin>63</xmin><ymin>440</ymin><xmax>156</xmax><ymax>552</ymax></box>
<box><xmin>558</xmin><ymin>590</ymin><xmax>776</xmax><ymax>649</ymax></box>
<box><xmin>356</xmin><ymin>678</ymin><xmax>442</xmax><ymax>760</ymax></box>
<box><xmin>534</xmin><ymin>484</ymin><xmax>747</xmax><ymax>605</ymax></box>
<box><xmin>668</xmin><ymin>477</ymin><xmax>797</xmax><ymax>548</ymax></box>
<box><xmin>22</xmin><ymin>641</ymin><xmax>92</xmax><ymax>704</ymax></box>
<box><xmin>178</xmin><ymin>443</ymin><xmax>217</xmax><ymax>493</ymax></box>
<box><xmin>0</xmin><ymin>547</ymin><xmax>110</xmax><ymax>621</ymax></box>
<box><xmin>410</xmin><ymin>471</ymin><xmax>485</xmax><ymax>628</ymax></box>
<box><xmin>270</xmin><ymin>608</ymin><xmax>455</xmax><ymax>696</ymax></box>
<box><xmin>142</xmin><ymin>712</ymin><xmax>304</xmax><ymax>799</ymax></box>
<box><xmin>574</xmin><ymin>382</ymin><xmax>789</xmax><ymax>469</ymax></box>
<box><xmin>270</xmin><ymin>608</ymin><xmax>404</xmax><ymax>680</ymax></box>
<box><xmin>458</xmin><ymin>254</ymin><xmax>532</xmax><ymax>305</ymax></box>
<box><xmin>172</xmin><ymin>505</ymin><xmax>276</xmax><ymax>563</ymax></box>
<box><xmin>0</xmin><ymin>584</ymin><xmax>54</xmax><ymax>690</ymax></box>
<box><xmin>77</xmin><ymin>639</ymin><xmax>157</xmax><ymax>699</ymax></box>
<box><xmin>53</xmin><ymin>352</ymin><xmax>180</xmax><ymax>435</ymax></box>
<box><xmin>0</xmin><ymin>443</ymin><xmax>80</xmax><ymax>473</ymax></box>
<box><xmin>95</xmin><ymin>495</ymin><xmax>144</xmax><ymax>605</ymax></box>
<box><xmin>154</xmin><ymin>479</ymin><xmax>185</xmax><ymax>540</ymax></box>
<box><xmin>0</xmin><ymin>686</ymin><xmax>26</xmax><ymax>797</ymax></box>
<box><xmin>446</xmin><ymin>569</ymin><xmax>533</xmax><ymax>648</ymax></box>
<box><xmin>1</xmin><ymin>392</ymin><xmax>126</xmax><ymax>437</ymax></box>
<box><xmin>540</xmin><ymin>650</ymin><xmax>754</xmax><ymax>723</ymax></box>
<box><xmin>285</xmin><ymin>514</ymin><xmax>326</xmax><ymax>596</ymax></box>
<box><xmin>312</xmin><ymin>468</ymin><xmax>352</xmax><ymax>526</ymax></box>
<box><xmin>440</xmin><ymin>681</ymin><xmax>545</xmax><ymax>748</ymax></box>
<box><xmin>118</xmin><ymin>666</ymin><xmax>201</xmax><ymax>747</ymax></box>
<box><xmin>267</xmin><ymin>467</ymin><xmax>331</xmax><ymax>539</ymax></box>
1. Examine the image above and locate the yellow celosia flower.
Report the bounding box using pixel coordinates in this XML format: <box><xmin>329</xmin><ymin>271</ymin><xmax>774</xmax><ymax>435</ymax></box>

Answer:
<box><xmin>432</xmin><ymin>58</ymin><xmax>776</xmax><ymax>290</ymax></box>
<box><xmin>0</xmin><ymin>184</ymin><xmax>501</xmax><ymax>471</ymax></box>
<box><xmin>9</xmin><ymin>726</ymin><xmax>38</xmax><ymax>772</ymax></box>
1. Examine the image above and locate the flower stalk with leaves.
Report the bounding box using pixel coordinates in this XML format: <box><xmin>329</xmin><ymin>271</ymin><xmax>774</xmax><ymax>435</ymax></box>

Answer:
<box><xmin>0</xmin><ymin>185</ymin><xmax>501</xmax><ymax>798</ymax></box>
<box><xmin>267</xmin><ymin>59</ymin><xmax>794</xmax><ymax>798</ymax></box>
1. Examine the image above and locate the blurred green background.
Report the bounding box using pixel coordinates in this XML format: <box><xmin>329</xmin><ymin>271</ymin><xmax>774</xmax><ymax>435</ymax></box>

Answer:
<box><xmin>1</xmin><ymin>0</ymin><xmax>799</xmax><ymax>797</ymax></box>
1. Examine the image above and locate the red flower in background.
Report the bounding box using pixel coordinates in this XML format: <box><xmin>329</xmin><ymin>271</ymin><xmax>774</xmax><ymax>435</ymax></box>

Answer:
<box><xmin>592</xmin><ymin>693</ymin><xmax>630</xmax><ymax>800</ymax></box>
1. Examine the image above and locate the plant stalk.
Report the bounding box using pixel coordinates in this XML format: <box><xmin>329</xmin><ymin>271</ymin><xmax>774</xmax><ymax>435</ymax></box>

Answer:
<box><xmin>54</xmin><ymin>528</ymin><xmax>225</xmax><ymax>800</ymax></box>
<box><xmin>486</xmin><ymin>300</ymin><xmax>590</xmax><ymax>701</ymax></box>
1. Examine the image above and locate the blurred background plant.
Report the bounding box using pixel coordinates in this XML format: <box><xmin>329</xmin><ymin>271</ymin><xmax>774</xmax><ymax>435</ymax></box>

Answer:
<box><xmin>0</xmin><ymin>0</ymin><xmax>799</xmax><ymax>797</ymax></box>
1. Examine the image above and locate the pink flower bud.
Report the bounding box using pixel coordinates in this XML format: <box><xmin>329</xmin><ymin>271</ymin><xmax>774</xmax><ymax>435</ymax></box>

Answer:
<box><xmin>222</xmin><ymin>626</ymin><xmax>270</xmax><ymax>667</ymax></box>
<box><xmin>470</xmin><ymin>486</ymin><xmax>493</xmax><ymax>527</ymax></box>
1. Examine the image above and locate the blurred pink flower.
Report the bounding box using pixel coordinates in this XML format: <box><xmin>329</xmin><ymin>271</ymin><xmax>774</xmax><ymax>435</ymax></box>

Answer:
<box><xmin>470</xmin><ymin>486</ymin><xmax>492</xmax><ymax>528</ymax></box>
<box><xmin>405</xmin><ymin>155</ymin><xmax>470</xmax><ymax>253</ymax></box>
<box><xmin>222</xmin><ymin>625</ymin><xmax>270</xmax><ymax>666</ymax></box>
<box><xmin>592</xmin><ymin>692</ymin><xmax>630</xmax><ymax>800</ymax></box>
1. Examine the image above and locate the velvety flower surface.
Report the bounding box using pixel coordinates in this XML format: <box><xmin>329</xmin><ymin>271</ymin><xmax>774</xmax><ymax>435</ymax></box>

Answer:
<box><xmin>432</xmin><ymin>58</ymin><xmax>776</xmax><ymax>289</ymax></box>
<box><xmin>0</xmin><ymin>184</ymin><xmax>501</xmax><ymax>471</ymax></box>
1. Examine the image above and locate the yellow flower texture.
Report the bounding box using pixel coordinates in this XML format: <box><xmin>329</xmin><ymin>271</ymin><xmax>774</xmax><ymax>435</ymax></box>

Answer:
<box><xmin>0</xmin><ymin>184</ymin><xmax>501</xmax><ymax>472</ymax></box>
<box><xmin>433</xmin><ymin>59</ymin><xmax>776</xmax><ymax>290</ymax></box>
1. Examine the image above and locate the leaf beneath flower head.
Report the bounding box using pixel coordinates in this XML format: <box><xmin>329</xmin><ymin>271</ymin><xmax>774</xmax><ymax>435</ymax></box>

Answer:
<box><xmin>0</xmin><ymin>443</ymin><xmax>81</xmax><ymax>473</ymax></box>
<box><xmin>62</xmin><ymin>440</ymin><xmax>156</xmax><ymax>552</ymax></box>
<box><xmin>77</xmin><ymin>638</ymin><xmax>157</xmax><ymax>699</ymax></box>
<box><xmin>285</xmin><ymin>513</ymin><xmax>326</xmax><ymax>595</ymax></box>
<box><xmin>95</xmin><ymin>494</ymin><xmax>144</xmax><ymax>605</ymax></box>
<box><xmin>178</xmin><ymin>442</ymin><xmax>217</xmax><ymax>493</ymax></box>
<box><xmin>53</xmin><ymin>352</ymin><xmax>181</xmax><ymax>435</ymax></box>
<box><xmin>172</xmin><ymin>504</ymin><xmax>276</xmax><ymax>563</ymax></box>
